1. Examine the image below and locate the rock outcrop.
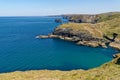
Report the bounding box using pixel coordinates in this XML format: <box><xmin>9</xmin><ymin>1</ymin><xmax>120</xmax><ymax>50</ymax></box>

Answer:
<box><xmin>63</xmin><ymin>12</ymin><xmax>120</xmax><ymax>23</ymax></box>
<box><xmin>37</xmin><ymin>23</ymin><xmax>108</xmax><ymax>48</ymax></box>
<box><xmin>37</xmin><ymin>12</ymin><xmax>120</xmax><ymax>49</ymax></box>
<box><xmin>52</xmin><ymin>23</ymin><xmax>109</xmax><ymax>48</ymax></box>
<box><xmin>36</xmin><ymin>35</ymin><xmax>49</xmax><ymax>39</ymax></box>
<box><xmin>55</xmin><ymin>19</ymin><xmax>62</xmax><ymax>23</ymax></box>
<box><xmin>109</xmin><ymin>42</ymin><xmax>120</xmax><ymax>50</ymax></box>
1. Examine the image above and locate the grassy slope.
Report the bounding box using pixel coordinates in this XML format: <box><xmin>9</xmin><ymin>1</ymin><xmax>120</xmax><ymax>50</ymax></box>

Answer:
<box><xmin>56</xmin><ymin>16</ymin><xmax>120</xmax><ymax>39</ymax></box>
<box><xmin>66</xmin><ymin>12</ymin><xmax>120</xmax><ymax>23</ymax></box>
<box><xmin>99</xmin><ymin>18</ymin><xmax>120</xmax><ymax>38</ymax></box>
<box><xmin>97</xmin><ymin>12</ymin><xmax>120</xmax><ymax>22</ymax></box>
<box><xmin>56</xmin><ymin>23</ymin><xmax>103</xmax><ymax>38</ymax></box>
<box><xmin>0</xmin><ymin>54</ymin><xmax>120</xmax><ymax>80</ymax></box>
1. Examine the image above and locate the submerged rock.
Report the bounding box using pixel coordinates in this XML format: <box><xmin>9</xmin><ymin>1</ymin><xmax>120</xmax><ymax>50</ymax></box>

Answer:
<box><xmin>48</xmin><ymin>34</ymin><xmax>58</xmax><ymax>38</ymax></box>
<box><xmin>36</xmin><ymin>35</ymin><xmax>49</xmax><ymax>39</ymax></box>
<box><xmin>55</xmin><ymin>19</ymin><xmax>62</xmax><ymax>23</ymax></box>
<box><xmin>77</xmin><ymin>41</ymin><xmax>99</xmax><ymax>47</ymax></box>
<box><xmin>64</xmin><ymin>37</ymin><xmax>73</xmax><ymax>41</ymax></box>
<box><xmin>113</xmin><ymin>53</ymin><xmax>120</xmax><ymax>58</ymax></box>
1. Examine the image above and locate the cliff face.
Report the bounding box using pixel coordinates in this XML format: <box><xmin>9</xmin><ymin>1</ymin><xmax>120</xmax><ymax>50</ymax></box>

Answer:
<box><xmin>63</xmin><ymin>12</ymin><xmax>120</xmax><ymax>23</ymax></box>
<box><xmin>50</xmin><ymin>12</ymin><xmax>120</xmax><ymax>49</ymax></box>
<box><xmin>0</xmin><ymin>53</ymin><xmax>120</xmax><ymax>80</ymax></box>
<box><xmin>38</xmin><ymin>12</ymin><xmax>120</xmax><ymax>49</ymax></box>
<box><xmin>52</xmin><ymin>23</ymin><xmax>108</xmax><ymax>47</ymax></box>
<box><xmin>68</xmin><ymin>15</ymin><xmax>98</xmax><ymax>23</ymax></box>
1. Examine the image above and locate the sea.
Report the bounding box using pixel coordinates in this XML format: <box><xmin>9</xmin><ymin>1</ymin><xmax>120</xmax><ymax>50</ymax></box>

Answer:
<box><xmin>0</xmin><ymin>16</ymin><xmax>119</xmax><ymax>73</ymax></box>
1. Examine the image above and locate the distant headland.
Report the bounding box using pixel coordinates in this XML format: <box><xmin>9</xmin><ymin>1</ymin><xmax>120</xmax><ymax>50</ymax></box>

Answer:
<box><xmin>37</xmin><ymin>12</ymin><xmax>120</xmax><ymax>50</ymax></box>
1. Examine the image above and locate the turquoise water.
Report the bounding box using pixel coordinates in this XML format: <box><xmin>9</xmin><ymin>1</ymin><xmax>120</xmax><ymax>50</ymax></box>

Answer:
<box><xmin>0</xmin><ymin>17</ymin><xmax>118</xmax><ymax>73</ymax></box>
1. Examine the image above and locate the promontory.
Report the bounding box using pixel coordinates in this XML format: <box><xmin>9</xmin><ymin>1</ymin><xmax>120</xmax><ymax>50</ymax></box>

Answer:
<box><xmin>38</xmin><ymin>12</ymin><xmax>120</xmax><ymax>50</ymax></box>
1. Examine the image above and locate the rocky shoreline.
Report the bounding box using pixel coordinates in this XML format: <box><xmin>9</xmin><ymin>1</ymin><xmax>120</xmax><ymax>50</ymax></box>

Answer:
<box><xmin>37</xmin><ymin>33</ymin><xmax>120</xmax><ymax>50</ymax></box>
<box><xmin>36</xmin><ymin>25</ymin><xmax>120</xmax><ymax>50</ymax></box>
<box><xmin>36</xmin><ymin>34</ymin><xmax>108</xmax><ymax>48</ymax></box>
<box><xmin>36</xmin><ymin>12</ymin><xmax>120</xmax><ymax>50</ymax></box>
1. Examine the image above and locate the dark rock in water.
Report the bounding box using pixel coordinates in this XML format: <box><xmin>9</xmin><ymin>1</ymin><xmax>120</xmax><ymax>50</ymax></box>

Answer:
<box><xmin>55</xmin><ymin>19</ymin><xmax>62</xmax><ymax>23</ymax></box>
<box><xmin>116</xmin><ymin>58</ymin><xmax>120</xmax><ymax>65</ymax></box>
<box><xmin>113</xmin><ymin>54</ymin><xmax>120</xmax><ymax>58</ymax></box>
<box><xmin>113</xmin><ymin>53</ymin><xmax>120</xmax><ymax>65</ymax></box>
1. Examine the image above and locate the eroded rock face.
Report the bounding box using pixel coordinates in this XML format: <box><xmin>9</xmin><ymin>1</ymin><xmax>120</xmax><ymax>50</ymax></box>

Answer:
<box><xmin>116</xmin><ymin>58</ymin><xmax>120</xmax><ymax>65</ymax></box>
<box><xmin>109</xmin><ymin>42</ymin><xmax>120</xmax><ymax>50</ymax></box>
<box><xmin>113</xmin><ymin>53</ymin><xmax>120</xmax><ymax>65</ymax></box>
<box><xmin>55</xmin><ymin>19</ymin><xmax>62</xmax><ymax>23</ymax></box>
<box><xmin>77</xmin><ymin>41</ymin><xmax>107</xmax><ymax>48</ymax></box>
<box><xmin>36</xmin><ymin>35</ymin><xmax>49</xmax><ymax>39</ymax></box>
<box><xmin>52</xmin><ymin>27</ymin><xmax>108</xmax><ymax>48</ymax></box>
<box><xmin>64</xmin><ymin>15</ymin><xmax>98</xmax><ymax>23</ymax></box>
<box><xmin>77</xmin><ymin>41</ymin><xmax>99</xmax><ymax>47</ymax></box>
<box><xmin>63</xmin><ymin>12</ymin><xmax>120</xmax><ymax>23</ymax></box>
<box><xmin>54</xmin><ymin>28</ymin><xmax>100</xmax><ymax>41</ymax></box>
<box><xmin>37</xmin><ymin>12</ymin><xmax>120</xmax><ymax>49</ymax></box>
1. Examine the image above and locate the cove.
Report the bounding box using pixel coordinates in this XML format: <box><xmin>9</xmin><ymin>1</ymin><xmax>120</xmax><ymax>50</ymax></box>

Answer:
<box><xmin>0</xmin><ymin>17</ymin><xmax>119</xmax><ymax>73</ymax></box>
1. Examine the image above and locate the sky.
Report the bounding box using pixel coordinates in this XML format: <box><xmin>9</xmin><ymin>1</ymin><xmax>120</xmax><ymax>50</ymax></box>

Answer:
<box><xmin>0</xmin><ymin>0</ymin><xmax>120</xmax><ymax>16</ymax></box>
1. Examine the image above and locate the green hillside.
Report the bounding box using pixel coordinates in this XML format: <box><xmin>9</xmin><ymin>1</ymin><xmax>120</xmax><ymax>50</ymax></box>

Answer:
<box><xmin>64</xmin><ymin>12</ymin><xmax>120</xmax><ymax>23</ymax></box>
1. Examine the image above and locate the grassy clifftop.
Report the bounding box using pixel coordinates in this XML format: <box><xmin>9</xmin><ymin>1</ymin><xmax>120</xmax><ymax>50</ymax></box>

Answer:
<box><xmin>0</xmin><ymin>53</ymin><xmax>120</xmax><ymax>80</ymax></box>
<box><xmin>97</xmin><ymin>12</ymin><xmax>120</xmax><ymax>22</ymax></box>
<box><xmin>53</xmin><ymin>13</ymin><xmax>120</xmax><ymax>49</ymax></box>
<box><xmin>64</xmin><ymin>12</ymin><xmax>120</xmax><ymax>23</ymax></box>
<box><xmin>57</xmin><ymin>17</ymin><xmax>120</xmax><ymax>38</ymax></box>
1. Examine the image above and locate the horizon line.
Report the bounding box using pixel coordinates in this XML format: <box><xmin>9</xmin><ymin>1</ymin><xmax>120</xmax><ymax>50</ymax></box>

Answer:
<box><xmin>0</xmin><ymin>11</ymin><xmax>120</xmax><ymax>17</ymax></box>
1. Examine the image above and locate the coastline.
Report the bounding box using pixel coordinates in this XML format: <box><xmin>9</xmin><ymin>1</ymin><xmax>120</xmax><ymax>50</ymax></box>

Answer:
<box><xmin>1</xmin><ymin>12</ymin><xmax>120</xmax><ymax>80</ymax></box>
<box><xmin>37</xmin><ymin>12</ymin><xmax>120</xmax><ymax>50</ymax></box>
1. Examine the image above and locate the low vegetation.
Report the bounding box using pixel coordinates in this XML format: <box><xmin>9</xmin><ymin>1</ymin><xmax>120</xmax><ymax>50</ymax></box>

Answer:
<box><xmin>64</xmin><ymin>12</ymin><xmax>120</xmax><ymax>23</ymax></box>
<box><xmin>57</xmin><ymin>16</ymin><xmax>120</xmax><ymax>39</ymax></box>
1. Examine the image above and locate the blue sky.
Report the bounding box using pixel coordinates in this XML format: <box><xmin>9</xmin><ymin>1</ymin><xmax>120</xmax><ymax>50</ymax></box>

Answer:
<box><xmin>0</xmin><ymin>0</ymin><xmax>120</xmax><ymax>16</ymax></box>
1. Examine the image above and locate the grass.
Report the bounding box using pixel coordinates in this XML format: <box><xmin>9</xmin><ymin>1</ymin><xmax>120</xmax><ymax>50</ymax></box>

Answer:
<box><xmin>97</xmin><ymin>12</ymin><xmax>120</xmax><ymax>22</ymax></box>
<box><xmin>56</xmin><ymin>23</ymin><xmax>103</xmax><ymax>38</ymax></box>
<box><xmin>98</xmin><ymin>18</ymin><xmax>120</xmax><ymax>38</ymax></box>
<box><xmin>66</xmin><ymin>12</ymin><xmax>120</xmax><ymax>23</ymax></box>
<box><xmin>57</xmin><ymin>16</ymin><xmax>120</xmax><ymax>39</ymax></box>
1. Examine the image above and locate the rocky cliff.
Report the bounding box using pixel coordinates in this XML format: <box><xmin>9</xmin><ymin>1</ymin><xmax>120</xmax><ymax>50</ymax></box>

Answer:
<box><xmin>51</xmin><ymin>23</ymin><xmax>108</xmax><ymax>48</ymax></box>
<box><xmin>63</xmin><ymin>12</ymin><xmax>120</xmax><ymax>23</ymax></box>
<box><xmin>38</xmin><ymin>12</ymin><xmax>120</xmax><ymax>49</ymax></box>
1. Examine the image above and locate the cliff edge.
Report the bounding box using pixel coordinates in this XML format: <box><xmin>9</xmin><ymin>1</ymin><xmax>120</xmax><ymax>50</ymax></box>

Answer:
<box><xmin>38</xmin><ymin>12</ymin><xmax>120</xmax><ymax>49</ymax></box>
